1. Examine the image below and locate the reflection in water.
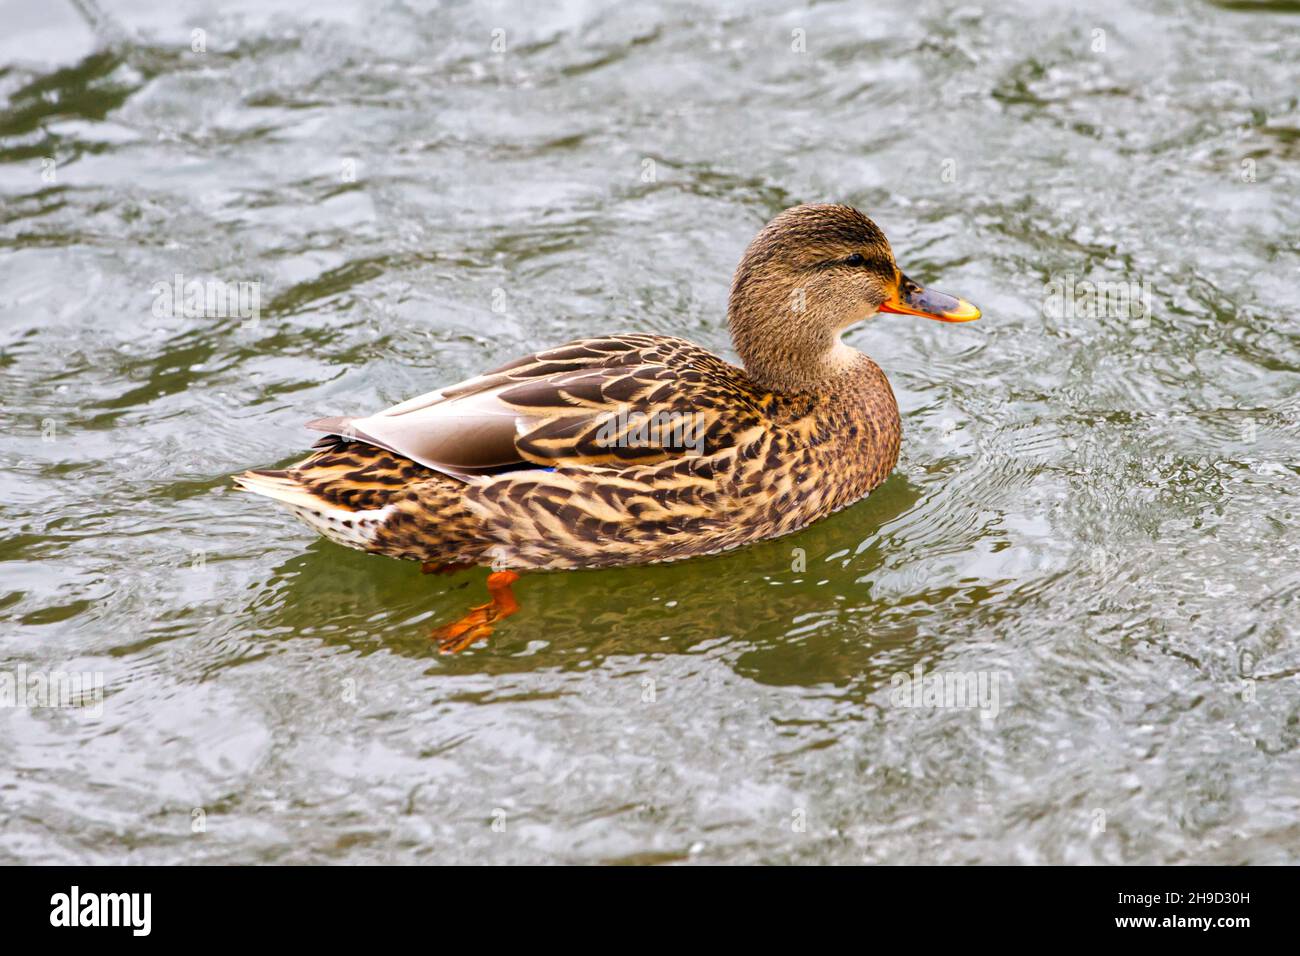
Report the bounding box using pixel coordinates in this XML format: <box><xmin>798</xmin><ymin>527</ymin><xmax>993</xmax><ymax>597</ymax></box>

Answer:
<box><xmin>253</xmin><ymin>476</ymin><xmax>928</xmax><ymax>685</ymax></box>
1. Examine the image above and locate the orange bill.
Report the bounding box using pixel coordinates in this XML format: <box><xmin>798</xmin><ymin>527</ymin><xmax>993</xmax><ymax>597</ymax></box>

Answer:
<box><xmin>879</xmin><ymin>272</ymin><xmax>981</xmax><ymax>323</ymax></box>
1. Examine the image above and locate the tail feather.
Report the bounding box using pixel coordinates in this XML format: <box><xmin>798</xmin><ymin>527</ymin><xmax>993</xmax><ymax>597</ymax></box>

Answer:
<box><xmin>232</xmin><ymin>443</ymin><xmax>431</xmax><ymax>550</ymax></box>
<box><xmin>232</xmin><ymin>469</ymin><xmax>341</xmax><ymax>512</ymax></box>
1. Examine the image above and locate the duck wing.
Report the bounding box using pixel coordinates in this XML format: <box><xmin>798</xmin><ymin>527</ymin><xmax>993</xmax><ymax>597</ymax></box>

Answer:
<box><xmin>306</xmin><ymin>334</ymin><xmax>766</xmax><ymax>481</ymax></box>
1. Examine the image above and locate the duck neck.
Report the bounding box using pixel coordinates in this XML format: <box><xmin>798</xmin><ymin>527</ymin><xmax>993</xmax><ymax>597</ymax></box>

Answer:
<box><xmin>729</xmin><ymin>306</ymin><xmax>865</xmax><ymax>393</ymax></box>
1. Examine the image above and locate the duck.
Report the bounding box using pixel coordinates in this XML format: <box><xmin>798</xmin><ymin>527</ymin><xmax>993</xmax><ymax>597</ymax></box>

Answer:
<box><xmin>234</xmin><ymin>203</ymin><xmax>979</xmax><ymax>652</ymax></box>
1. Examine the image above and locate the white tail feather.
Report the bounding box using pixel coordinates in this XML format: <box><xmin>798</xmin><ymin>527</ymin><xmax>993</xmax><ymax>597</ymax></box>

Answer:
<box><xmin>233</xmin><ymin>472</ymin><xmax>394</xmax><ymax>549</ymax></box>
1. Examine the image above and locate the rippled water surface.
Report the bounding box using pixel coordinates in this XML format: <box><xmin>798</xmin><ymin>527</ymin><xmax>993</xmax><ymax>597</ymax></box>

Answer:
<box><xmin>2</xmin><ymin>0</ymin><xmax>1298</xmax><ymax>864</ymax></box>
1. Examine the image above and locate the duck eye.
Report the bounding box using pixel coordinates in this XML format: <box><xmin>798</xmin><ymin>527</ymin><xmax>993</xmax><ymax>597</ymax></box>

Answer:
<box><xmin>845</xmin><ymin>253</ymin><xmax>866</xmax><ymax>267</ymax></box>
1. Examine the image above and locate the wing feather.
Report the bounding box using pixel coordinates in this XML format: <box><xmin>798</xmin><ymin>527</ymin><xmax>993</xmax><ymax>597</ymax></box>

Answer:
<box><xmin>304</xmin><ymin>334</ymin><xmax>767</xmax><ymax>481</ymax></box>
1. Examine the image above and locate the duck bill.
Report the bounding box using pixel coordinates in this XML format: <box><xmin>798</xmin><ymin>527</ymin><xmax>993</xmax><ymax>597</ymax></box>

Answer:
<box><xmin>879</xmin><ymin>273</ymin><xmax>980</xmax><ymax>323</ymax></box>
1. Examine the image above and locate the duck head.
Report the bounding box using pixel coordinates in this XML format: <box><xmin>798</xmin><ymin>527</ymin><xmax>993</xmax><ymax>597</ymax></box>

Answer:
<box><xmin>727</xmin><ymin>203</ymin><xmax>979</xmax><ymax>392</ymax></box>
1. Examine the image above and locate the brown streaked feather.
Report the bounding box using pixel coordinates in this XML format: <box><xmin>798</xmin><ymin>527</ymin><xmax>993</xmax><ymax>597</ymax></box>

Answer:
<box><xmin>238</xmin><ymin>343</ymin><xmax>900</xmax><ymax>570</ymax></box>
<box><xmin>304</xmin><ymin>334</ymin><xmax>769</xmax><ymax>479</ymax></box>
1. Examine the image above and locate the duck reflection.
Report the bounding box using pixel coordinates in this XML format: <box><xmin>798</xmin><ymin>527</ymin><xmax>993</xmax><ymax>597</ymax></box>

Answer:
<box><xmin>248</xmin><ymin>474</ymin><xmax>1005</xmax><ymax>692</ymax></box>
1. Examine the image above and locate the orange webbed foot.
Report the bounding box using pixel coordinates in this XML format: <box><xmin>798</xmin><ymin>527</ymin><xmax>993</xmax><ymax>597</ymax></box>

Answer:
<box><xmin>431</xmin><ymin>570</ymin><xmax>521</xmax><ymax>654</ymax></box>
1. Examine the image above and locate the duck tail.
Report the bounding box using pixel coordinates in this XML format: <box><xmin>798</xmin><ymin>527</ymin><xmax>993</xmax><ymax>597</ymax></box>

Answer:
<box><xmin>232</xmin><ymin>440</ymin><xmax>429</xmax><ymax>550</ymax></box>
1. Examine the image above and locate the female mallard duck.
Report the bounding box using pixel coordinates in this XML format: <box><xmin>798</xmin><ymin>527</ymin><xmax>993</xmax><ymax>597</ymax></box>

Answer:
<box><xmin>236</xmin><ymin>204</ymin><xmax>979</xmax><ymax>651</ymax></box>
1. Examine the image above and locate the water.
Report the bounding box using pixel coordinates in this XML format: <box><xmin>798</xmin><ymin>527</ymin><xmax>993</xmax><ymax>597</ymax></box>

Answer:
<box><xmin>1</xmin><ymin>0</ymin><xmax>1298</xmax><ymax>864</ymax></box>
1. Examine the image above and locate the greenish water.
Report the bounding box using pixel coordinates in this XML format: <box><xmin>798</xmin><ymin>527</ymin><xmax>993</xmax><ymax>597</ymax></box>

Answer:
<box><xmin>1</xmin><ymin>0</ymin><xmax>1298</xmax><ymax>864</ymax></box>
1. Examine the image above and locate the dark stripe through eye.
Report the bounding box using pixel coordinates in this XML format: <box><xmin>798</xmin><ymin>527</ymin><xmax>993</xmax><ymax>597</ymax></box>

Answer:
<box><xmin>845</xmin><ymin>253</ymin><xmax>866</xmax><ymax>266</ymax></box>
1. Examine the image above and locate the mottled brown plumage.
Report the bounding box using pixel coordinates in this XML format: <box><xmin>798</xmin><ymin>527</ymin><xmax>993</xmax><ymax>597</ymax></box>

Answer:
<box><xmin>235</xmin><ymin>203</ymin><xmax>978</xmax><ymax>572</ymax></box>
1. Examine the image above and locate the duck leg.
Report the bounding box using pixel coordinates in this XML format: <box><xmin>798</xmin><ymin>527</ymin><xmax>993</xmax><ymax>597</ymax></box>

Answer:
<box><xmin>431</xmin><ymin>570</ymin><xmax>521</xmax><ymax>654</ymax></box>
